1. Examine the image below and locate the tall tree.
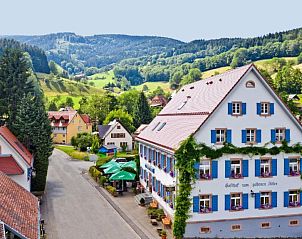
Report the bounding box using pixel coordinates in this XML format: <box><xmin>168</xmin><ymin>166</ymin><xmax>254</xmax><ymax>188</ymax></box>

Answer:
<box><xmin>104</xmin><ymin>109</ymin><xmax>134</xmax><ymax>133</ymax></box>
<box><xmin>274</xmin><ymin>65</ymin><xmax>302</xmax><ymax>94</ymax></box>
<box><xmin>0</xmin><ymin>49</ymin><xmax>34</xmax><ymax>124</ymax></box>
<box><xmin>133</xmin><ymin>92</ymin><xmax>152</xmax><ymax>128</ymax></box>
<box><xmin>48</xmin><ymin>101</ymin><xmax>58</xmax><ymax>111</ymax></box>
<box><xmin>10</xmin><ymin>94</ymin><xmax>53</xmax><ymax>191</ymax></box>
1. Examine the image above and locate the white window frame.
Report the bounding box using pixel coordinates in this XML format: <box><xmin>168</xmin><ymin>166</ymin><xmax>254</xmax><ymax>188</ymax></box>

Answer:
<box><xmin>216</xmin><ymin>129</ymin><xmax>226</xmax><ymax>144</ymax></box>
<box><xmin>199</xmin><ymin>160</ymin><xmax>211</xmax><ymax>179</ymax></box>
<box><xmin>260</xmin><ymin>102</ymin><xmax>270</xmax><ymax>115</ymax></box>
<box><xmin>289</xmin><ymin>158</ymin><xmax>300</xmax><ymax>176</ymax></box>
<box><xmin>275</xmin><ymin>128</ymin><xmax>285</xmax><ymax>142</ymax></box>
<box><xmin>246</xmin><ymin>129</ymin><xmax>256</xmax><ymax>143</ymax></box>
<box><xmin>199</xmin><ymin>195</ymin><xmax>211</xmax><ymax>213</ymax></box>
<box><xmin>289</xmin><ymin>190</ymin><xmax>300</xmax><ymax>207</ymax></box>
<box><xmin>232</xmin><ymin>102</ymin><xmax>242</xmax><ymax>115</ymax></box>
<box><xmin>260</xmin><ymin>192</ymin><xmax>271</xmax><ymax>209</ymax></box>
<box><xmin>231</xmin><ymin>160</ymin><xmax>242</xmax><ymax>178</ymax></box>
<box><xmin>260</xmin><ymin>159</ymin><xmax>271</xmax><ymax>177</ymax></box>
<box><xmin>231</xmin><ymin>193</ymin><xmax>242</xmax><ymax>210</ymax></box>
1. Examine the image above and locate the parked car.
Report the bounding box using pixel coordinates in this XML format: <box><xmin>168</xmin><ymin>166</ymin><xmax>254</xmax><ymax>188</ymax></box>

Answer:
<box><xmin>112</xmin><ymin>158</ymin><xmax>127</xmax><ymax>164</ymax></box>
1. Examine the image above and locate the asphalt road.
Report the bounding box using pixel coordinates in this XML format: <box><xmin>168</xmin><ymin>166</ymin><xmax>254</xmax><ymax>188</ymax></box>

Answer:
<box><xmin>41</xmin><ymin>149</ymin><xmax>140</xmax><ymax>239</ymax></box>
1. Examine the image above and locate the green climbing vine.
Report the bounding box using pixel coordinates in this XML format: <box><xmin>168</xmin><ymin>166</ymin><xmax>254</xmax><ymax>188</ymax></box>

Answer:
<box><xmin>173</xmin><ymin>136</ymin><xmax>302</xmax><ymax>238</ymax></box>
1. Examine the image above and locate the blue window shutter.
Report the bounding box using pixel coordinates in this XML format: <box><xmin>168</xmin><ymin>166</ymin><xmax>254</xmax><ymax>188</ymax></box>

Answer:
<box><xmin>225</xmin><ymin>160</ymin><xmax>231</xmax><ymax>178</ymax></box>
<box><xmin>257</xmin><ymin>103</ymin><xmax>261</xmax><ymax>115</ymax></box>
<box><xmin>194</xmin><ymin>161</ymin><xmax>200</xmax><ymax>179</ymax></box>
<box><xmin>300</xmin><ymin>159</ymin><xmax>302</xmax><ymax>173</ymax></box>
<box><xmin>152</xmin><ymin>177</ymin><xmax>154</xmax><ymax>188</ymax></box>
<box><xmin>242</xmin><ymin>193</ymin><xmax>249</xmax><ymax>209</ymax></box>
<box><xmin>284</xmin><ymin>158</ymin><xmax>289</xmax><ymax>175</ymax></box>
<box><xmin>225</xmin><ymin>195</ymin><xmax>230</xmax><ymax>210</ymax></box>
<box><xmin>211</xmin><ymin>161</ymin><xmax>218</xmax><ymax>179</ymax></box>
<box><xmin>193</xmin><ymin>196</ymin><xmax>199</xmax><ymax>213</ymax></box>
<box><xmin>255</xmin><ymin>159</ymin><xmax>261</xmax><ymax>177</ymax></box>
<box><xmin>300</xmin><ymin>191</ymin><xmax>302</xmax><ymax>205</ymax></box>
<box><xmin>284</xmin><ymin>191</ymin><xmax>289</xmax><ymax>207</ymax></box>
<box><xmin>242</xmin><ymin>103</ymin><xmax>247</xmax><ymax>115</ymax></box>
<box><xmin>212</xmin><ymin>195</ymin><xmax>218</xmax><ymax>211</ymax></box>
<box><xmin>155</xmin><ymin>180</ymin><xmax>158</xmax><ymax>191</ymax></box>
<box><xmin>242</xmin><ymin>130</ymin><xmax>247</xmax><ymax>143</ymax></box>
<box><xmin>242</xmin><ymin>160</ymin><xmax>249</xmax><ymax>177</ymax></box>
<box><xmin>255</xmin><ymin>193</ymin><xmax>261</xmax><ymax>209</ymax></box>
<box><xmin>271</xmin><ymin>159</ymin><xmax>277</xmax><ymax>176</ymax></box>
<box><xmin>226</xmin><ymin>130</ymin><xmax>232</xmax><ymax>143</ymax></box>
<box><xmin>211</xmin><ymin>130</ymin><xmax>216</xmax><ymax>144</ymax></box>
<box><xmin>228</xmin><ymin>103</ymin><xmax>232</xmax><ymax>115</ymax></box>
<box><xmin>285</xmin><ymin>129</ymin><xmax>291</xmax><ymax>143</ymax></box>
<box><xmin>166</xmin><ymin>157</ymin><xmax>171</xmax><ymax>172</ymax></box>
<box><xmin>161</xmin><ymin>154</ymin><xmax>164</xmax><ymax>168</ymax></box>
<box><xmin>271</xmin><ymin>129</ymin><xmax>276</xmax><ymax>143</ymax></box>
<box><xmin>272</xmin><ymin>192</ymin><xmax>277</xmax><ymax>207</ymax></box>
<box><xmin>270</xmin><ymin>103</ymin><xmax>274</xmax><ymax>115</ymax></box>
<box><xmin>256</xmin><ymin>129</ymin><xmax>261</xmax><ymax>143</ymax></box>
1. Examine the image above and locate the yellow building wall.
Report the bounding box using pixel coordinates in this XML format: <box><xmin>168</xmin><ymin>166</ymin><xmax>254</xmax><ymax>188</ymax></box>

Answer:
<box><xmin>66</xmin><ymin>113</ymin><xmax>92</xmax><ymax>144</ymax></box>
<box><xmin>52</xmin><ymin>133</ymin><xmax>67</xmax><ymax>144</ymax></box>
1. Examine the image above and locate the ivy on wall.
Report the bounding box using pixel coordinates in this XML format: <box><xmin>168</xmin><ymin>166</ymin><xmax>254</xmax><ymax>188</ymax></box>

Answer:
<box><xmin>173</xmin><ymin>136</ymin><xmax>302</xmax><ymax>238</ymax></box>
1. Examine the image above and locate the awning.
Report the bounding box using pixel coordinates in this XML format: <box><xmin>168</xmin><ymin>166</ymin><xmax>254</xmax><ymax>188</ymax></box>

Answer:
<box><xmin>103</xmin><ymin>165</ymin><xmax>121</xmax><ymax>174</ymax></box>
<box><xmin>99</xmin><ymin>161</ymin><xmax>119</xmax><ymax>169</ymax></box>
<box><xmin>121</xmin><ymin>161</ymin><xmax>137</xmax><ymax>171</ymax></box>
<box><xmin>109</xmin><ymin>170</ymin><xmax>136</xmax><ymax>181</ymax></box>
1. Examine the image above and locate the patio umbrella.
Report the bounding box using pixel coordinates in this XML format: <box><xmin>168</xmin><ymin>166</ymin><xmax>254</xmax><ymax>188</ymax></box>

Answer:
<box><xmin>121</xmin><ymin>161</ymin><xmax>137</xmax><ymax>171</ymax></box>
<box><xmin>99</xmin><ymin>160</ymin><xmax>119</xmax><ymax>169</ymax></box>
<box><xmin>104</xmin><ymin>164</ymin><xmax>121</xmax><ymax>174</ymax></box>
<box><xmin>109</xmin><ymin>170</ymin><xmax>136</xmax><ymax>181</ymax></box>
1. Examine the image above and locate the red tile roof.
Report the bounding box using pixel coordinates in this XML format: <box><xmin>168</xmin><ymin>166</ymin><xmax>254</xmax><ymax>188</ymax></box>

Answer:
<box><xmin>80</xmin><ymin>114</ymin><xmax>91</xmax><ymax>124</ymax></box>
<box><xmin>0</xmin><ymin>171</ymin><xmax>39</xmax><ymax>239</ymax></box>
<box><xmin>0</xmin><ymin>127</ymin><xmax>33</xmax><ymax>166</ymax></box>
<box><xmin>137</xmin><ymin>64</ymin><xmax>253</xmax><ymax>150</ymax></box>
<box><xmin>48</xmin><ymin>110</ymin><xmax>77</xmax><ymax>124</ymax></box>
<box><xmin>0</xmin><ymin>155</ymin><xmax>24</xmax><ymax>175</ymax></box>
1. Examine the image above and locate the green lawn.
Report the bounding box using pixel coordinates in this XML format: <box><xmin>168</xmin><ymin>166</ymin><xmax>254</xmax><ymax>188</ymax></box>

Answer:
<box><xmin>55</xmin><ymin>145</ymin><xmax>89</xmax><ymax>160</ymax></box>
<box><xmin>88</xmin><ymin>70</ymin><xmax>116</xmax><ymax>88</ymax></box>
<box><xmin>133</xmin><ymin>81</ymin><xmax>171</xmax><ymax>93</ymax></box>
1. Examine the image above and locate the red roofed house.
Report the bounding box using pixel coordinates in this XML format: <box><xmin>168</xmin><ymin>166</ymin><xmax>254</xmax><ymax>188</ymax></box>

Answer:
<box><xmin>0</xmin><ymin>171</ymin><xmax>40</xmax><ymax>239</ymax></box>
<box><xmin>48</xmin><ymin>107</ymin><xmax>92</xmax><ymax>144</ymax></box>
<box><xmin>137</xmin><ymin>64</ymin><xmax>302</xmax><ymax>238</ymax></box>
<box><xmin>150</xmin><ymin>95</ymin><xmax>168</xmax><ymax>108</ymax></box>
<box><xmin>0</xmin><ymin>126</ymin><xmax>33</xmax><ymax>191</ymax></box>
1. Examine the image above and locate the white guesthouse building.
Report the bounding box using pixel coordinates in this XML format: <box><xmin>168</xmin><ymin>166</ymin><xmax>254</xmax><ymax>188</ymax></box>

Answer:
<box><xmin>136</xmin><ymin>64</ymin><xmax>302</xmax><ymax>238</ymax></box>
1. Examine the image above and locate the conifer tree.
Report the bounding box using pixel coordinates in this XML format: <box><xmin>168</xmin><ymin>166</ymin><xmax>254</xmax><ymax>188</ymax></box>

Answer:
<box><xmin>133</xmin><ymin>91</ymin><xmax>152</xmax><ymax>128</ymax></box>
<box><xmin>11</xmin><ymin>94</ymin><xmax>53</xmax><ymax>191</ymax></box>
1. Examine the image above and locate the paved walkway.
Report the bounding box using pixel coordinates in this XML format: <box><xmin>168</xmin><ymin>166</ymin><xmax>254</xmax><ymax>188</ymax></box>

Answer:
<box><xmin>41</xmin><ymin>149</ymin><xmax>139</xmax><ymax>239</ymax></box>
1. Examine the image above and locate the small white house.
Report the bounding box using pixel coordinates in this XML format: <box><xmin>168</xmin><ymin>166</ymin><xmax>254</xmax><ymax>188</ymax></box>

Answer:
<box><xmin>98</xmin><ymin>119</ymin><xmax>133</xmax><ymax>151</ymax></box>
<box><xmin>0</xmin><ymin>126</ymin><xmax>34</xmax><ymax>191</ymax></box>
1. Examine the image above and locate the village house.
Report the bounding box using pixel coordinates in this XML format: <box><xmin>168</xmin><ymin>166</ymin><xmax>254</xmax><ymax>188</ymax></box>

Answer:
<box><xmin>150</xmin><ymin>95</ymin><xmax>168</xmax><ymax>108</ymax></box>
<box><xmin>0</xmin><ymin>126</ymin><xmax>33</xmax><ymax>191</ymax></box>
<box><xmin>0</xmin><ymin>171</ymin><xmax>40</xmax><ymax>239</ymax></box>
<box><xmin>136</xmin><ymin>64</ymin><xmax>302</xmax><ymax>238</ymax></box>
<box><xmin>97</xmin><ymin>119</ymin><xmax>133</xmax><ymax>151</ymax></box>
<box><xmin>48</xmin><ymin>107</ymin><xmax>92</xmax><ymax>145</ymax></box>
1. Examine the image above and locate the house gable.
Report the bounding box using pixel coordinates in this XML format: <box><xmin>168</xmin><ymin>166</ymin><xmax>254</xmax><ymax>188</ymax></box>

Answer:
<box><xmin>194</xmin><ymin>66</ymin><xmax>302</xmax><ymax>146</ymax></box>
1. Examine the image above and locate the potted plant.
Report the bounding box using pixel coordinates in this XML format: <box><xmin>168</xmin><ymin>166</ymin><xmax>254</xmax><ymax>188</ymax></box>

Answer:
<box><xmin>161</xmin><ymin>230</ymin><xmax>167</xmax><ymax>239</ymax></box>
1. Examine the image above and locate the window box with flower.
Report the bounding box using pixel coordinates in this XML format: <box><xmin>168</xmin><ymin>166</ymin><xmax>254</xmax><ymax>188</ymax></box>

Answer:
<box><xmin>200</xmin><ymin>206</ymin><xmax>212</xmax><ymax>213</ymax></box>
<box><xmin>260</xmin><ymin>203</ymin><xmax>272</xmax><ymax>209</ymax></box>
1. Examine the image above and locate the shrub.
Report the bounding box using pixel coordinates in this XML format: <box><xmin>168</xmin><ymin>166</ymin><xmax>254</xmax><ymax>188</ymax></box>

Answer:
<box><xmin>83</xmin><ymin>156</ymin><xmax>89</xmax><ymax>161</ymax></box>
<box><xmin>99</xmin><ymin>175</ymin><xmax>107</xmax><ymax>186</ymax></box>
<box><xmin>106</xmin><ymin>186</ymin><xmax>117</xmax><ymax>196</ymax></box>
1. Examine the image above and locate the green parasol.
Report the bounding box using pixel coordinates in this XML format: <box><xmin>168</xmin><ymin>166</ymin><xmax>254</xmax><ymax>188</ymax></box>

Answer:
<box><xmin>121</xmin><ymin>161</ymin><xmax>137</xmax><ymax>171</ymax></box>
<box><xmin>99</xmin><ymin>160</ymin><xmax>120</xmax><ymax>169</ymax></box>
<box><xmin>104</xmin><ymin>164</ymin><xmax>121</xmax><ymax>174</ymax></box>
<box><xmin>109</xmin><ymin>170</ymin><xmax>136</xmax><ymax>181</ymax></box>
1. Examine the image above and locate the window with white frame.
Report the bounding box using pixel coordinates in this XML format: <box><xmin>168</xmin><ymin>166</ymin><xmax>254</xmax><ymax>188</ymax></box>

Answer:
<box><xmin>275</xmin><ymin>128</ymin><xmax>285</xmax><ymax>142</ymax></box>
<box><xmin>231</xmin><ymin>160</ymin><xmax>241</xmax><ymax>178</ymax></box>
<box><xmin>232</xmin><ymin>102</ymin><xmax>242</xmax><ymax>115</ymax></box>
<box><xmin>199</xmin><ymin>195</ymin><xmax>211</xmax><ymax>213</ymax></box>
<box><xmin>231</xmin><ymin>193</ymin><xmax>242</xmax><ymax>210</ymax></box>
<box><xmin>289</xmin><ymin>158</ymin><xmax>300</xmax><ymax>176</ymax></box>
<box><xmin>246</xmin><ymin>129</ymin><xmax>256</xmax><ymax>143</ymax></box>
<box><xmin>289</xmin><ymin>190</ymin><xmax>300</xmax><ymax>207</ymax></box>
<box><xmin>199</xmin><ymin>160</ymin><xmax>211</xmax><ymax>179</ymax></box>
<box><xmin>216</xmin><ymin>129</ymin><xmax>226</xmax><ymax>143</ymax></box>
<box><xmin>260</xmin><ymin>192</ymin><xmax>271</xmax><ymax>209</ymax></box>
<box><xmin>261</xmin><ymin>102</ymin><xmax>269</xmax><ymax>115</ymax></box>
<box><xmin>261</xmin><ymin>222</ymin><xmax>271</xmax><ymax>229</ymax></box>
<box><xmin>200</xmin><ymin>227</ymin><xmax>211</xmax><ymax>234</ymax></box>
<box><xmin>260</xmin><ymin>159</ymin><xmax>271</xmax><ymax>177</ymax></box>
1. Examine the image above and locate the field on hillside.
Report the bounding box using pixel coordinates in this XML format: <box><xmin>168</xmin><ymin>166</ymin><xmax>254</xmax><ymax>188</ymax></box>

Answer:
<box><xmin>133</xmin><ymin>81</ymin><xmax>171</xmax><ymax>93</ymax></box>
<box><xmin>88</xmin><ymin>71</ymin><xmax>115</xmax><ymax>87</ymax></box>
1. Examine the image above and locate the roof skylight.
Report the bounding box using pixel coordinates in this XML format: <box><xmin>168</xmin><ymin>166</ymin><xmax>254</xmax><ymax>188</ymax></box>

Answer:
<box><xmin>178</xmin><ymin>100</ymin><xmax>187</xmax><ymax>110</ymax></box>
<box><xmin>152</xmin><ymin>122</ymin><xmax>161</xmax><ymax>131</ymax></box>
<box><xmin>157</xmin><ymin>122</ymin><xmax>166</xmax><ymax>131</ymax></box>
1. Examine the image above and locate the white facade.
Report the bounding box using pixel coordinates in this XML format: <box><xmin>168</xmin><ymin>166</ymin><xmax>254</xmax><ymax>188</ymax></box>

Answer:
<box><xmin>137</xmin><ymin>66</ymin><xmax>302</xmax><ymax>238</ymax></box>
<box><xmin>0</xmin><ymin>135</ymin><xmax>32</xmax><ymax>191</ymax></box>
<box><xmin>103</xmin><ymin>120</ymin><xmax>133</xmax><ymax>151</ymax></box>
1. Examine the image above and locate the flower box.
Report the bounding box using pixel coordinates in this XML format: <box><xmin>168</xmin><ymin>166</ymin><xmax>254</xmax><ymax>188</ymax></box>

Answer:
<box><xmin>289</xmin><ymin>201</ymin><xmax>300</xmax><ymax>207</ymax></box>
<box><xmin>169</xmin><ymin>171</ymin><xmax>174</xmax><ymax>177</ymax></box>
<box><xmin>260</xmin><ymin>204</ymin><xmax>272</xmax><ymax>209</ymax></box>
<box><xmin>200</xmin><ymin>173</ymin><xmax>211</xmax><ymax>180</ymax></box>
<box><xmin>163</xmin><ymin>167</ymin><xmax>167</xmax><ymax>173</ymax></box>
<box><xmin>231</xmin><ymin>173</ymin><xmax>242</xmax><ymax>179</ymax></box>
<box><xmin>231</xmin><ymin>205</ymin><xmax>243</xmax><ymax>211</ymax></box>
<box><xmin>261</xmin><ymin>172</ymin><xmax>271</xmax><ymax>177</ymax></box>
<box><xmin>200</xmin><ymin>207</ymin><xmax>212</xmax><ymax>213</ymax></box>
<box><xmin>290</xmin><ymin>171</ymin><xmax>300</xmax><ymax>176</ymax></box>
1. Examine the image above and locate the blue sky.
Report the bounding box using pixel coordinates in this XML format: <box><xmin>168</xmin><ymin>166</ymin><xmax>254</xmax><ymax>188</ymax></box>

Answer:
<box><xmin>1</xmin><ymin>0</ymin><xmax>302</xmax><ymax>42</ymax></box>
